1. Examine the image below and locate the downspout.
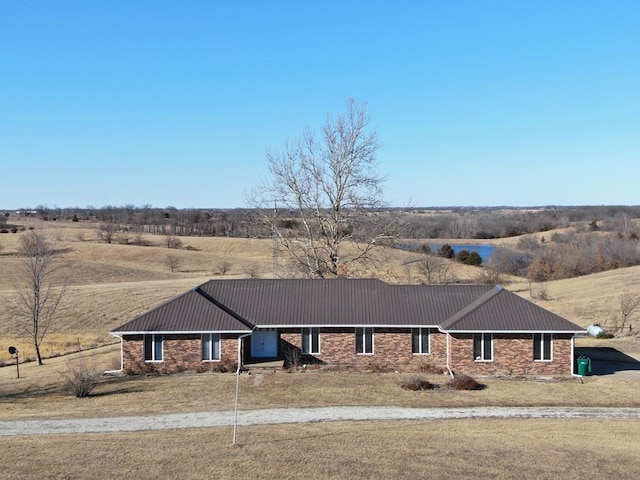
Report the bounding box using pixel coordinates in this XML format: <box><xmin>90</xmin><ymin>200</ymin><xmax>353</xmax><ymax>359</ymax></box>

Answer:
<box><xmin>570</xmin><ymin>334</ymin><xmax>580</xmax><ymax>377</ymax></box>
<box><xmin>105</xmin><ymin>333</ymin><xmax>124</xmax><ymax>375</ymax></box>
<box><xmin>445</xmin><ymin>332</ymin><xmax>455</xmax><ymax>378</ymax></box>
<box><xmin>233</xmin><ymin>330</ymin><xmax>254</xmax><ymax>445</ymax></box>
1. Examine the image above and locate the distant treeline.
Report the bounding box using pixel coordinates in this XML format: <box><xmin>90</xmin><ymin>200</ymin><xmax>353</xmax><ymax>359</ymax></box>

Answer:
<box><xmin>3</xmin><ymin>204</ymin><xmax>640</xmax><ymax>240</ymax></box>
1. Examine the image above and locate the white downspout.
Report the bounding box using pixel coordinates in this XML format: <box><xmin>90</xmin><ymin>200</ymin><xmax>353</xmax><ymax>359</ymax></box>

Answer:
<box><xmin>105</xmin><ymin>333</ymin><xmax>124</xmax><ymax>375</ymax></box>
<box><xmin>445</xmin><ymin>332</ymin><xmax>455</xmax><ymax>378</ymax></box>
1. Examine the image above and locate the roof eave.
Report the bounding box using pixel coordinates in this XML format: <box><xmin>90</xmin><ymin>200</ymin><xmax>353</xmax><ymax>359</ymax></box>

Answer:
<box><xmin>440</xmin><ymin>329</ymin><xmax>586</xmax><ymax>334</ymax></box>
<box><xmin>110</xmin><ymin>329</ymin><xmax>252</xmax><ymax>335</ymax></box>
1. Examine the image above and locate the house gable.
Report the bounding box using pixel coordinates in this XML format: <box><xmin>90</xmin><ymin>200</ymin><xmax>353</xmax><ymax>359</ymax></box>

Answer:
<box><xmin>112</xmin><ymin>289</ymin><xmax>252</xmax><ymax>334</ymax></box>
<box><xmin>439</xmin><ymin>286</ymin><xmax>585</xmax><ymax>333</ymax></box>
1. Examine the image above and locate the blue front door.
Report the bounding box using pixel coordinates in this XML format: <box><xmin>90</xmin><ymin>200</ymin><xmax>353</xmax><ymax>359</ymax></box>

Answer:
<box><xmin>251</xmin><ymin>328</ymin><xmax>278</xmax><ymax>358</ymax></box>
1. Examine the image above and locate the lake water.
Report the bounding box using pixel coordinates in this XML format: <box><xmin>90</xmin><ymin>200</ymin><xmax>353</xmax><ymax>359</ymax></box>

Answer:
<box><xmin>397</xmin><ymin>243</ymin><xmax>496</xmax><ymax>263</ymax></box>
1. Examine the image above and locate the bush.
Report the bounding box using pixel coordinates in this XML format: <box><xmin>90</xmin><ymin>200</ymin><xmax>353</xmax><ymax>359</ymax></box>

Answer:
<box><xmin>283</xmin><ymin>345</ymin><xmax>302</xmax><ymax>369</ymax></box>
<box><xmin>401</xmin><ymin>375</ymin><xmax>437</xmax><ymax>391</ymax></box>
<box><xmin>596</xmin><ymin>331</ymin><xmax>615</xmax><ymax>339</ymax></box>
<box><xmin>413</xmin><ymin>358</ymin><xmax>445</xmax><ymax>374</ymax></box>
<box><xmin>447</xmin><ymin>374</ymin><xmax>484</xmax><ymax>391</ymax></box>
<box><xmin>65</xmin><ymin>359</ymin><xmax>102</xmax><ymax>397</ymax></box>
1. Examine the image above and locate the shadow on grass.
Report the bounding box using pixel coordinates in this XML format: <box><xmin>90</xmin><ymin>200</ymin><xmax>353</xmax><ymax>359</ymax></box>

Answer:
<box><xmin>0</xmin><ymin>375</ymin><xmax>148</xmax><ymax>401</ymax></box>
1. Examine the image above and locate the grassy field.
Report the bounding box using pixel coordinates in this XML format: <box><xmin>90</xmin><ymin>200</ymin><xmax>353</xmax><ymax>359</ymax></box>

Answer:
<box><xmin>1</xmin><ymin>345</ymin><xmax>639</xmax><ymax>479</ymax></box>
<box><xmin>1</xmin><ymin>419</ymin><xmax>639</xmax><ymax>479</ymax></box>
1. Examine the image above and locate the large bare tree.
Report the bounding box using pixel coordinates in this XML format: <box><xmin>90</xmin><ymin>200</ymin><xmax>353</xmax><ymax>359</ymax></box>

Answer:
<box><xmin>11</xmin><ymin>229</ymin><xmax>66</xmax><ymax>365</ymax></box>
<box><xmin>250</xmin><ymin>99</ymin><xmax>393</xmax><ymax>278</ymax></box>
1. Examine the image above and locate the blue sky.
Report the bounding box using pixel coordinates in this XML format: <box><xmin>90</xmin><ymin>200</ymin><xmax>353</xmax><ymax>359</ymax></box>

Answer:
<box><xmin>1</xmin><ymin>1</ymin><xmax>638</xmax><ymax>209</ymax></box>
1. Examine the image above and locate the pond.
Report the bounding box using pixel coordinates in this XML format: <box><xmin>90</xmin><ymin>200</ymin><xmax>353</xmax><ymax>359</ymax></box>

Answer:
<box><xmin>397</xmin><ymin>243</ymin><xmax>496</xmax><ymax>263</ymax></box>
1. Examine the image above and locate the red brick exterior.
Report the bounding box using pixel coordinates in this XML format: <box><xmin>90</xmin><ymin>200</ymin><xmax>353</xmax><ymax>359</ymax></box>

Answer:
<box><xmin>448</xmin><ymin>333</ymin><xmax>574</xmax><ymax>376</ymax></box>
<box><xmin>122</xmin><ymin>334</ymin><xmax>240</xmax><ymax>374</ymax></box>
<box><xmin>280</xmin><ymin>327</ymin><xmax>447</xmax><ymax>368</ymax></box>
<box><xmin>120</xmin><ymin>330</ymin><xmax>575</xmax><ymax>376</ymax></box>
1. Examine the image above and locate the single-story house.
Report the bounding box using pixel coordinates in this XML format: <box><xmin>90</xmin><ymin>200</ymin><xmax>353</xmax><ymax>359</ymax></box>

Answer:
<box><xmin>111</xmin><ymin>279</ymin><xmax>585</xmax><ymax>376</ymax></box>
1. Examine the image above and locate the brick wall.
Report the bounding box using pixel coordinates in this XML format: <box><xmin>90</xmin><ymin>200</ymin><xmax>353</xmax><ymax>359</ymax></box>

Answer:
<box><xmin>122</xmin><ymin>334</ymin><xmax>240</xmax><ymax>374</ymax></box>
<box><xmin>280</xmin><ymin>327</ymin><xmax>447</xmax><ymax>368</ymax></box>
<box><xmin>121</xmin><ymin>330</ymin><xmax>575</xmax><ymax>376</ymax></box>
<box><xmin>448</xmin><ymin>333</ymin><xmax>574</xmax><ymax>376</ymax></box>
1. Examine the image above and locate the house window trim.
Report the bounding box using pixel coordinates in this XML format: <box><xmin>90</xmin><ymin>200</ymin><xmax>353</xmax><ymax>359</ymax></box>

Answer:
<box><xmin>473</xmin><ymin>333</ymin><xmax>493</xmax><ymax>362</ymax></box>
<box><xmin>201</xmin><ymin>333</ymin><xmax>221</xmax><ymax>362</ymax></box>
<box><xmin>355</xmin><ymin>327</ymin><xmax>374</xmax><ymax>355</ymax></box>
<box><xmin>144</xmin><ymin>334</ymin><xmax>163</xmax><ymax>362</ymax></box>
<box><xmin>412</xmin><ymin>328</ymin><xmax>431</xmax><ymax>355</ymax></box>
<box><xmin>301</xmin><ymin>327</ymin><xmax>320</xmax><ymax>355</ymax></box>
<box><xmin>533</xmin><ymin>333</ymin><xmax>553</xmax><ymax>362</ymax></box>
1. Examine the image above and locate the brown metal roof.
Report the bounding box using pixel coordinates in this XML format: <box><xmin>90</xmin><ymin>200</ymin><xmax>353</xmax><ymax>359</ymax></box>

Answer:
<box><xmin>196</xmin><ymin>279</ymin><xmax>494</xmax><ymax>327</ymax></box>
<box><xmin>111</xmin><ymin>279</ymin><xmax>585</xmax><ymax>334</ymax></box>
<box><xmin>111</xmin><ymin>289</ymin><xmax>252</xmax><ymax>333</ymax></box>
<box><xmin>439</xmin><ymin>286</ymin><xmax>584</xmax><ymax>332</ymax></box>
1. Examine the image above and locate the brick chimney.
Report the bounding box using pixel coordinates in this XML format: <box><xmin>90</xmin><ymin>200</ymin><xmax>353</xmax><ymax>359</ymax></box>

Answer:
<box><xmin>337</xmin><ymin>264</ymin><xmax>349</xmax><ymax>278</ymax></box>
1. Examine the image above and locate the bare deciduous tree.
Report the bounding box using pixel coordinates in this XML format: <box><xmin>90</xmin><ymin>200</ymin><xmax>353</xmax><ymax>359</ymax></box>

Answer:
<box><xmin>243</xmin><ymin>263</ymin><xmax>261</xmax><ymax>278</ymax></box>
<box><xmin>97</xmin><ymin>222</ymin><xmax>119</xmax><ymax>244</ymax></box>
<box><xmin>619</xmin><ymin>293</ymin><xmax>640</xmax><ymax>333</ymax></box>
<box><xmin>166</xmin><ymin>235</ymin><xmax>183</xmax><ymax>249</ymax></box>
<box><xmin>11</xmin><ymin>229</ymin><xmax>66</xmax><ymax>365</ymax></box>
<box><xmin>217</xmin><ymin>260</ymin><xmax>232</xmax><ymax>275</ymax></box>
<box><xmin>165</xmin><ymin>254</ymin><xmax>180</xmax><ymax>273</ymax></box>
<box><xmin>415</xmin><ymin>247</ymin><xmax>455</xmax><ymax>285</ymax></box>
<box><xmin>249</xmin><ymin>99</ymin><xmax>393</xmax><ymax>278</ymax></box>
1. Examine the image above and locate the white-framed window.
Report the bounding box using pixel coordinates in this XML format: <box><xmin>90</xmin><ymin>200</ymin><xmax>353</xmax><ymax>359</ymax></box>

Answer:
<box><xmin>533</xmin><ymin>333</ymin><xmax>552</xmax><ymax>361</ymax></box>
<box><xmin>301</xmin><ymin>328</ymin><xmax>320</xmax><ymax>354</ymax></box>
<box><xmin>144</xmin><ymin>334</ymin><xmax>163</xmax><ymax>362</ymax></box>
<box><xmin>202</xmin><ymin>333</ymin><xmax>221</xmax><ymax>361</ymax></box>
<box><xmin>412</xmin><ymin>328</ymin><xmax>430</xmax><ymax>354</ymax></box>
<box><xmin>355</xmin><ymin>327</ymin><xmax>374</xmax><ymax>354</ymax></box>
<box><xmin>473</xmin><ymin>333</ymin><xmax>492</xmax><ymax>361</ymax></box>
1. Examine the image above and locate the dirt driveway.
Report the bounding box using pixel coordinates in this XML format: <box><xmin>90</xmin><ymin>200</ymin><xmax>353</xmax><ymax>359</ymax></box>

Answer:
<box><xmin>1</xmin><ymin>406</ymin><xmax>639</xmax><ymax>437</ymax></box>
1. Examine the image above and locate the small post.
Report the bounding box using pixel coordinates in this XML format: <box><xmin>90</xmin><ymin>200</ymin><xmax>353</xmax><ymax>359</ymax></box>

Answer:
<box><xmin>8</xmin><ymin>346</ymin><xmax>19</xmax><ymax>379</ymax></box>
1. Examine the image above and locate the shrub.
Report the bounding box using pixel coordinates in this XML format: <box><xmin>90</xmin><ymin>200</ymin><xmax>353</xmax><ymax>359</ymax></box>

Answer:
<box><xmin>65</xmin><ymin>359</ymin><xmax>102</xmax><ymax>397</ymax></box>
<box><xmin>413</xmin><ymin>358</ymin><xmax>445</xmax><ymax>374</ymax></box>
<box><xmin>438</xmin><ymin>244</ymin><xmax>455</xmax><ymax>259</ymax></box>
<box><xmin>166</xmin><ymin>235</ymin><xmax>183</xmax><ymax>249</ymax></box>
<box><xmin>596</xmin><ymin>331</ymin><xmax>615</xmax><ymax>339</ymax></box>
<box><xmin>401</xmin><ymin>375</ymin><xmax>437</xmax><ymax>391</ymax></box>
<box><xmin>217</xmin><ymin>260</ymin><xmax>233</xmax><ymax>275</ymax></box>
<box><xmin>364</xmin><ymin>360</ymin><xmax>395</xmax><ymax>373</ymax></box>
<box><xmin>283</xmin><ymin>345</ymin><xmax>302</xmax><ymax>369</ymax></box>
<box><xmin>447</xmin><ymin>374</ymin><xmax>484</xmax><ymax>391</ymax></box>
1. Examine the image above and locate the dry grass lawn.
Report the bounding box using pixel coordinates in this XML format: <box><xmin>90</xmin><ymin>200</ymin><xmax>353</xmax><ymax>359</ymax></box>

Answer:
<box><xmin>1</xmin><ymin>419</ymin><xmax>639</xmax><ymax>479</ymax></box>
<box><xmin>1</xmin><ymin>344</ymin><xmax>639</xmax><ymax>421</ymax></box>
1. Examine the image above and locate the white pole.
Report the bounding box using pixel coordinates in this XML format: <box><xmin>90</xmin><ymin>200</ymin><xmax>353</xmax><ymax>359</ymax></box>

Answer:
<box><xmin>233</xmin><ymin>332</ymin><xmax>252</xmax><ymax>445</ymax></box>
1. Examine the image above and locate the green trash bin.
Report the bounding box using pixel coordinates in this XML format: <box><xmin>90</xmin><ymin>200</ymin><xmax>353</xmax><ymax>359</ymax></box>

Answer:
<box><xmin>577</xmin><ymin>356</ymin><xmax>591</xmax><ymax>376</ymax></box>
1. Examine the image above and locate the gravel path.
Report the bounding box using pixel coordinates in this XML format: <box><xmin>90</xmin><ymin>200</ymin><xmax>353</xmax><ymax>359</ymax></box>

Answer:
<box><xmin>1</xmin><ymin>406</ymin><xmax>639</xmax><ymax>436</ymax></box>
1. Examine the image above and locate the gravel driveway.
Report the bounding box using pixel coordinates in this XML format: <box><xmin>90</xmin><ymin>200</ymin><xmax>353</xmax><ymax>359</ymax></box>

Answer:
<box><xmin>1</xmin><ymin>406</ymin><xmax>639</xmax><ymax>436</ymax></box>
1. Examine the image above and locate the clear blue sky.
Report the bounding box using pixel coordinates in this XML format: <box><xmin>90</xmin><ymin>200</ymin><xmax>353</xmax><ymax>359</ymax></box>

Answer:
<box><xmin>1</xmin><ymin>1</ymin><xmax>638</xmax><ymax>209</ymax></box>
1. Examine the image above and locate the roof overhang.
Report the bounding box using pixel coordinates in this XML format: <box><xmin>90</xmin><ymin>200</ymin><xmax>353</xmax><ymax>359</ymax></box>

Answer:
<box><xmin>253</xmin><ymin>324</ymin><xmax>441</xmax><ymax>329</ymax></box>
<box><xmin>110</xmin><ymin>330</ymin><xmax>252</xmax><ymax>336</ymax></box>
<box><xmin>439</xmin><ymin>328</ymin><xmax>586</xmax><ymax>334</ymax></box>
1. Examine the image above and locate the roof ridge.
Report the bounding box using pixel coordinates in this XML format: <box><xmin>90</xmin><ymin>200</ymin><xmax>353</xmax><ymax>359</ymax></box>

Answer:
<box><xmin>193</xmin><ymin>286</ymin><xmax>255</xmax><ymax>330</ymax></box>
<box><xmin>439</xmin><ymin>285</ymin><xmax>503</xmax><ymax>330</ymax></box>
